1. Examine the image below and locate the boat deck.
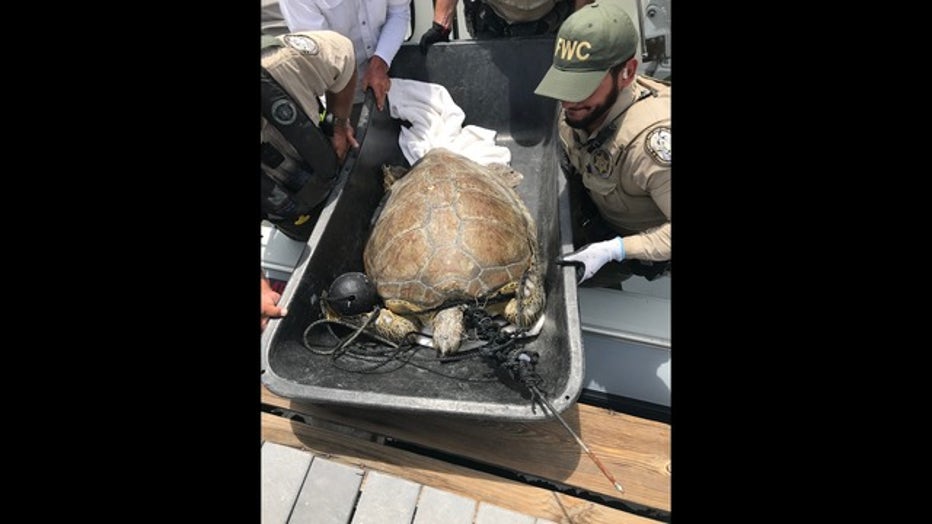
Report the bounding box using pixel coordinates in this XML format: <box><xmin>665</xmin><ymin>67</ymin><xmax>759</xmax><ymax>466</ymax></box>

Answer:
<box><xmin>261</xmin><ymin>386</ymin><xmax>670</xmax><ymax>523</ymax></box>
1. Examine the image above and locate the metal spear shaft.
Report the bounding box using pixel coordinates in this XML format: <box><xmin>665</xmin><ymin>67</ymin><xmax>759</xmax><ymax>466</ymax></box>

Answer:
<box><xmin>532</xmin><ymin>386</ymin><xmax>625</xmax><ymax>493</ymax></box>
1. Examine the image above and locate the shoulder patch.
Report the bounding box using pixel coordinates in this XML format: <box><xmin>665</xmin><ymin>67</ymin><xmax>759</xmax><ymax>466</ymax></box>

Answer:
<box><xmin>592</xmin><ymin>149</ymin><xmax>612</xmax><ymax>178</ymax></box>
<box><xmin>283</xmin><ymin>34</ymin><xmax>320</xmax><ymax>55</ymax></box>
<box><xmin>645</xmin><ymin>126</ymin><xmax>671</xmax><ymax>166</ymax></box>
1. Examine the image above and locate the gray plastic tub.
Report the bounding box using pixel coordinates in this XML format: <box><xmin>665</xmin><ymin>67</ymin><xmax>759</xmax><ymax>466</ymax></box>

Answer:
<box><xmin>261</xmin><ymin>37</ymin><xmax>583</xmax><ymax>420</ymax></box>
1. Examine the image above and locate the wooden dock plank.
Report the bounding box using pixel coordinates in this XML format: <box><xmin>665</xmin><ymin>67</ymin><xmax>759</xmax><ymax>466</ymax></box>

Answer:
<box><xmin>262</xmin><ymin>386</ymin><xmax>670</xmax><ymax>511</ymax></box>
<box><xmin>412</xmin><ymin>486</ymin><xmax>476</xmax><ymax>524</ymax></box>
<box><xmin>261</xmin><ymin>442</ymin><xmax>313</xmax><ymax>524</ymax></box>
<box><xmin>352</xmin><ymin>470</ymin><xmax>420</xmax><ymax>524</ymax></box>
<box><xmin>262</xmin><ymin>412</ymin><xmax>656</xmax><ymax>524</ymax></box>
<box><xmin>475</xmin><ymin>503</ymin><xmax>537</xmax><ymax>524</ymax></box>
<box><xmin>290</xmin><ymin>456</ymin><xmax>364</xmax><ymax>524</ymax></box>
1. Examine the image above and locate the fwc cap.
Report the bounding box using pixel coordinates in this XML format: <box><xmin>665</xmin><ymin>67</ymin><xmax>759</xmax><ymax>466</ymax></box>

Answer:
<box><xmin>534</xmin><ymin>1</ymin><xmax>638</xmax><ymax>103</ymax></box>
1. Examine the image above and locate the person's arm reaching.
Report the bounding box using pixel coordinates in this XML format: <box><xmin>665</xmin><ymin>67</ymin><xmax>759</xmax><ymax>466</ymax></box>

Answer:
<box><xmin>557</xmin><ymin>237</ymin><xmax>625</xmax><ymax>283</ymax></box>
<box><xmin>570</xmin><ymin>171</ymin><xmax>669</xmax><ymax>281</ymax></box>
<box><xmin>623</xmin><ymin>160</ymin><xmax>671</xmax><ymax>261</ymax></box>
<box><xmin>326</xmin><ymin>67</ymin><xmax>359</xmax><ymax>162</ymax></box>
<box><xmin>261</xmin><ymin>274</ymin><xmax>287</xmax><ymax>331</ymax></box>
<box><xmin>420</xmin><ymin>0</ymin><xmax>455</xmax><ymax>53</ymax></box>
<box><xmin>373</xmin><ymin>0</ymin><xmax>410</xmax><ymax>67</ymax></box>
<box><xmin>289</xmin><ymin>30</ymin><xmax>358</xmax><ymax>162</ymax></box>
<box><xmin>364</xmin><ymin>1</ymin><xmax>410</xmax><ymax>110</ymax></box>
<box><xmin>557</xmin><ymin>147</ymin><xmax>671</xmax><ymax>282</ymax></box>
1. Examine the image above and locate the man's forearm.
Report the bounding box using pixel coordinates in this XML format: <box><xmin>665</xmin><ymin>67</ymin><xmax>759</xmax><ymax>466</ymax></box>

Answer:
<box><xmin>374</xmin><ymin>3</ymin><xmax>411</xmax><ymax>66</ymax></box>
<box><xmin>326</xmin><ymin>68</ymin><xmax>358</xmax><ymax>122</ymax></box>
<box><xmin>432</xmin><ymin>0</ymin><xmax>457</xmax><ymax>28</ymax></box>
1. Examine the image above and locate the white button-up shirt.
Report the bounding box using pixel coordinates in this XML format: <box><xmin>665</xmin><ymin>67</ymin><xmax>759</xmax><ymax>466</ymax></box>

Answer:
<box><xmin>280</xmin><ymin>0</ymin><xmax>411</xmax><ymax>102</ymax></box>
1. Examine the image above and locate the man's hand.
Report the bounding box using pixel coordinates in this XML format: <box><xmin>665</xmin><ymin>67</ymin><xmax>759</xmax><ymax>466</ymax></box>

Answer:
<box><xmin>555</xmin><ymin>236</ymin><xmax>625</xmax><ymax>284</ymax></box>
<box><xmin>330</xmin><ymin>121</ymin><xmax>359</xmax><ymax>163</ymax></box>
<box><xmin>362</xmin><ymin>56</ymin><xmax>391</xmax><ymax>111</ymax></box>
<box><xmin>419</xmin><ymin>22</ymin><xmax>450</xmax><ymax>54</ymax></box>
<box><xmin>261</xmin><ymin>276</ymin><xmax>287</xmax><ymax>331</ymax></box>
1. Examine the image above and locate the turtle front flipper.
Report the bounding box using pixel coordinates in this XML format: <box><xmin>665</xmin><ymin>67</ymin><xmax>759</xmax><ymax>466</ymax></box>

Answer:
<box><xmin>432</xmin><ymin>305</ymin><xmax>466</xmax><ymax>355</ymax></box>
<box><xmin>373</xmin><ymin>308</ymin><xmax>419</xmax><ymax>344</ymax></box>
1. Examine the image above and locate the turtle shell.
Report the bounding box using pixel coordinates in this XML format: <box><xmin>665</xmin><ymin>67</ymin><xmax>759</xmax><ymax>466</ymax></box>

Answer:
<box><xmin>363</xmin><ymin>148</ymin><xmax>537</xmax><ymax>314</ymax></box>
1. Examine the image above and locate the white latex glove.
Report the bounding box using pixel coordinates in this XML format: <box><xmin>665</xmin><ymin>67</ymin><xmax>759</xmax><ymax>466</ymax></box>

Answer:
<box><xmin>556</xmin><ymin>236</ymin><xmax>625</xmax><ymax>283</ymax></box>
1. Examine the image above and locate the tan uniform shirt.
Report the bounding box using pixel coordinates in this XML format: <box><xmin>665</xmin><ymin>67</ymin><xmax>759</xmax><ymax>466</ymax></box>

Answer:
<box><xmin>560</xmin><ymin>76</ymin><xmax>671</xmax><ymax>261</ymax></box>
<box><xmin>485</xmin><ymin>0</ymin><xmax>557</xmax><ymax>23</ymax></box>
<box><xmin>260</xmin><ymin>30</ymin><xmax>356</xmax><ymax>164</ymax></box>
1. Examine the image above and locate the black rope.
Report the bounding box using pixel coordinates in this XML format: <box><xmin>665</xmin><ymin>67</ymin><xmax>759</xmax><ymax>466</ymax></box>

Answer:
<box><xmin>302</xmin><ymin>307</ymin><xmax>391</xmax><ymax>356</ymax></box>
<box><xmin>301</xmin><ymin>303</ymin><xmax>548</xmax><ymax>404</ymax></box>
<box><xmin>465</xmin><ymin>305</ymin><xmax>545</xmax><ymax>394</ymax></box>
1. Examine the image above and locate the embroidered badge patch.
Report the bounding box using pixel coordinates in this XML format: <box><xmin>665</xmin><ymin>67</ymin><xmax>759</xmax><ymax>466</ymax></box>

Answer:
<box><xmin>645</xmin><ymin>127</ymin><xmax>672</xmax><ymax>166</ymax></box>
<box><xmin>283</xmin><ymin>34</ymin><xmax>320</xmax><ymax>55</ymax></box>
<box><xmin>592</xmin><ymin>149</ymin><xmax>612</xmax><ymax>178</ymax></box>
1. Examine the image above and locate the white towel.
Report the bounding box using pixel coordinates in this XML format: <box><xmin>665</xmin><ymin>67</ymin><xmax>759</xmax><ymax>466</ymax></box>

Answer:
<box><xmin>387</xmin><ymin>78</ymin><xmax>511</xmax><ymax>166</ymax></box>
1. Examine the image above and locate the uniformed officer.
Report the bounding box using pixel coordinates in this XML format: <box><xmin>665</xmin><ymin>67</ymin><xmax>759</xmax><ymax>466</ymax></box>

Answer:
<box><xmin>419</xmin><ymin>0</ymin><xmax>589</xmax><ymax>51</ymax></box>
<box><xmin>260</xmin><ymin>30</ymin><xmax>359</xmax><ymax>330</ymax></box>
<box><xmin>534</xmin><ymin>1</ymin><xmax>670</xmax><ymax>287</ymax></box>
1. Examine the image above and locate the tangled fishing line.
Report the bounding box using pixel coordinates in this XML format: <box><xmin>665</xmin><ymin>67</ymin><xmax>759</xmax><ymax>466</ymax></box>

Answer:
<box><xmin>301</xmin><ymin>303</ymin><xmax>545</xmax><ymax>396</ymax></box>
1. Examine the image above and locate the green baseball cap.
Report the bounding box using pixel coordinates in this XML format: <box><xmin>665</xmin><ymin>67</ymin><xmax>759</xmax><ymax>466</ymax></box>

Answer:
<box><xmin>534</xmin><ymin>1</ymin><xmax>638</xmax><ymax>103</ymax></box>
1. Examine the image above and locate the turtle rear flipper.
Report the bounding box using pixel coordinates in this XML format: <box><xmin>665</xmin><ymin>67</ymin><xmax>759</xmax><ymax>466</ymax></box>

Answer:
<box><xmin>505</xmin><ymin>256</ymin><xmax>545</xmax><ymax>328</ymax></box>
<box><xmin>432</xmin><ymin>305</ymin><xmax>466</xmax><ymax>355</ymax></box>
<box><xmin>381</xmin><ymin>164</ymin><xmax>409</xmax><ymax>191</ymax></box>
<box><xmin>373</xmin><ymin>308</ymin><xmax>419</xmax><ymax>344</ymax></box>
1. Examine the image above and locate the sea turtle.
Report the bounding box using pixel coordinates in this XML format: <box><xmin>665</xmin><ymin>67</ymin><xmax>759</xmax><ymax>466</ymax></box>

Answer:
<box><xmin>361</xmin><ymin>148</ymin><xmax>545</xmax><ymax>355</ymax></box>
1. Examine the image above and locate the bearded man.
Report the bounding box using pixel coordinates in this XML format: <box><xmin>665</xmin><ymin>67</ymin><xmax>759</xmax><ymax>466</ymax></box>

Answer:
<box><xmin>535</xmin><ymin>1</ymin><xmax>671</xmax><ymax>287</ymax></box>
